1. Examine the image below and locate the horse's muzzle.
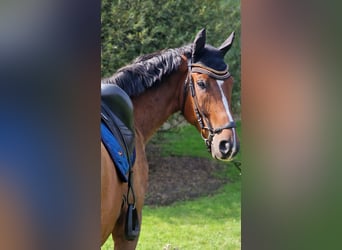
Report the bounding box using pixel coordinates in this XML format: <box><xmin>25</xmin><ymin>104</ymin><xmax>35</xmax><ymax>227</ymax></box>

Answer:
<box><xmin>212</xmin><ymin>136</ymin><xmax>240</xmax><ymax>161</ymax></box>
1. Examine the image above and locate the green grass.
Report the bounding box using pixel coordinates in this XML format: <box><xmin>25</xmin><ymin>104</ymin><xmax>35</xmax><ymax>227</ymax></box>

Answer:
<box><xmin>102</xmin><ymin>121</ymin><xmax>241</xmax><ymax>249</ymax></box>
<box><xmin>137</xmin><ymin>182</ymin><xmax>240</xmax><ymax>250</ymax></box>
<box><xmin>154</xmin><ymin>125</ymin><xmax>213</xmax><ymax>158</ymax></box>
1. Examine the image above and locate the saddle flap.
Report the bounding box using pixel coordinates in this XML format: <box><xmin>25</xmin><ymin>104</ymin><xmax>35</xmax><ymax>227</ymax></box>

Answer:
<box><xmin>100</xmin><ymin>84</ymin><xmax>136</xmax><ymax>182</ymax></box>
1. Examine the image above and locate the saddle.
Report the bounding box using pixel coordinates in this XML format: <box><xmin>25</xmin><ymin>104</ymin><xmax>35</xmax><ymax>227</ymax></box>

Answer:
<box><xmin>101</xmin><ymin>84</ymin><xmax>135</xmax><ymax>181</ymax></box>
<box><xmin>101</xmin><ymin>84</ymin><xmax>140</xmax><ymax>240</ymax></box>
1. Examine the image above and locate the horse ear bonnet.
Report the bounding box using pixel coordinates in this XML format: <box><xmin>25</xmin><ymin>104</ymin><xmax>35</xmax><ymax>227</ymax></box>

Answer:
<box><xmin>193</xmin><ymin>44</ymin><xmax>229</xmax><ymax>72</ymax></box>
<box><xmin>191</xmin><ymin>29</ymin><xmax>235</xmax><ymax>79</ymax></box>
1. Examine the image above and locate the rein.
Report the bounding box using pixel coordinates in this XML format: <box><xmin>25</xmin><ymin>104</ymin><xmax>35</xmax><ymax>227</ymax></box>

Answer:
<box><xmin>181</xmin><ymin>56</ymin><xmax>236</xmax><ymax>152</ymax></box>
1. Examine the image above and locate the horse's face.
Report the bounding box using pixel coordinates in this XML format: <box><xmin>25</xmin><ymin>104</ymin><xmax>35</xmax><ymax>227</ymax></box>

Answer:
<box><xmin>183</xmin><ymin>28</ymin><xmax>239</xmax><ymax>161</ymax></box>
<box><xmin>191</xmin><ymin>72</ymin><xmax>239</xmax><ymax>161</ymax></box>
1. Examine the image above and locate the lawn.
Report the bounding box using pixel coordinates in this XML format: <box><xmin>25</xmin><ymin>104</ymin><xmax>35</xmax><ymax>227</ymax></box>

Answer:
<box><xmin>102</xmin><ymin>121</ymin><xmax>241</xmax><ymax>249</ymax></box>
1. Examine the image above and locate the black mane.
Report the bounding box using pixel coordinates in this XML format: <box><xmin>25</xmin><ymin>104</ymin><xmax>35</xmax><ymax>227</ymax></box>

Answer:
<box><xmin>102</xmin><ymin>45</ymin><xmax>192</xmax><ymax>97</ymax></box>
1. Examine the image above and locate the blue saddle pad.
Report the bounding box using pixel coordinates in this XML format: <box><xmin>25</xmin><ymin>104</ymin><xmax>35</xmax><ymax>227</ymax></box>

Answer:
<box><xmin>101</xmin><ymin>122</ymin><xmax>135</xmax><ymax>182</ymax></box>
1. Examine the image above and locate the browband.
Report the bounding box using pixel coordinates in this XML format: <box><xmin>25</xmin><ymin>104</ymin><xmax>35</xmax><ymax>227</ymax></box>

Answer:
<box><xmin>191</xmin><ymin>64</ymin><xmax>231</xmax><ymax>80</ymax></box>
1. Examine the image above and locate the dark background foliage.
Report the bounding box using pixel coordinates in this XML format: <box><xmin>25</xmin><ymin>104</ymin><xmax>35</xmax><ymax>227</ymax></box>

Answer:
<box><xmin>101</xmin><ymin>0</ymin><xmax>240</xmax><ymax>114</ymax></box>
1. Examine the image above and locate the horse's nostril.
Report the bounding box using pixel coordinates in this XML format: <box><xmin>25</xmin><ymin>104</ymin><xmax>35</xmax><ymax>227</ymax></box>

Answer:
<box><xmin>219</xmin><ymin>140</ymin><xmax>231</xmax><ymax>155</ymax></box>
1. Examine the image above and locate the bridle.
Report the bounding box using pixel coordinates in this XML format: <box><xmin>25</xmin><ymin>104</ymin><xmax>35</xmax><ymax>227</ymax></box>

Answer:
<box><xmin>181</xmin><ymin>55</ymin><xmax>237</xmax><ymax>153</ymax></box>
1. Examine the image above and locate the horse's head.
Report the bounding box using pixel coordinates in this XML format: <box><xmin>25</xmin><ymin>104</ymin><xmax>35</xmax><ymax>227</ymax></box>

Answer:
<box><xmin>182</xmin><ymin>29</ymin><xmax>239</xmax><ymax>161</ymax></box>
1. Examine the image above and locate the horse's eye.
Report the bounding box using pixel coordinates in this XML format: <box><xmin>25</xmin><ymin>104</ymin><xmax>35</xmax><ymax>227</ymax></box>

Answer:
<box><xmin>197</xmin><ymin>80</ymin><xmax>207</xmax><ymax>89</ymax></box>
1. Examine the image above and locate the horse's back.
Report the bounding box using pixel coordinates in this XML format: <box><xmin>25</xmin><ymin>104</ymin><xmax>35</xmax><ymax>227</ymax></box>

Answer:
<box><xmin>101</xmin><ymin>142</ymin><xmax>125</xmax><ymax>245</ymax></box>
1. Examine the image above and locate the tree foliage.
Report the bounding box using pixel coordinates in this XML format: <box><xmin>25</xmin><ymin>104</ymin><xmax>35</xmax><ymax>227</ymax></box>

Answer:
<box><xmin>101</xmin><ymin>0</ymin><xmax>240</xmax><ymax>114</ymax></box>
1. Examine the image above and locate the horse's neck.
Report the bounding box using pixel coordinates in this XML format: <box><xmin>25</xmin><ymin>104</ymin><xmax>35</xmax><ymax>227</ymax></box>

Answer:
<box><xmin>132</xmin><ymin>68</ymin><xmax>187</xmax><ymax>144</ymax></box>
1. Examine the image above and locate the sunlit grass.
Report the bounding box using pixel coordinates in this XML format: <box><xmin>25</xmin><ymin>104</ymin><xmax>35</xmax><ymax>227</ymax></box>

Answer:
<box><xmin>137</xmin><ymin>182</ymin><xmax>241</xmax><ymax>250</ymax></box>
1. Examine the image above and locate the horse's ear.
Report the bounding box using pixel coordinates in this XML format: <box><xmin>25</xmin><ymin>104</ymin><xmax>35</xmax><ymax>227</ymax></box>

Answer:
<box><xmin>218</xmin><ymin>31</ymin><xmax>235</xmax><ymax>56</ymax></box>
<box><xmin>192</xmin><ymin>28</ymin><xmax>206</xmax><ymax>58</ymax></box>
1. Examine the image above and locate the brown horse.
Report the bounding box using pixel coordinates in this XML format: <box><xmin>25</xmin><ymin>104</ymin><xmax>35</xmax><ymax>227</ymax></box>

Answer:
<box><xmin>101</xmin><ymin>28</ymin><xmax>240</xmax><ymax>249</ymax></box>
